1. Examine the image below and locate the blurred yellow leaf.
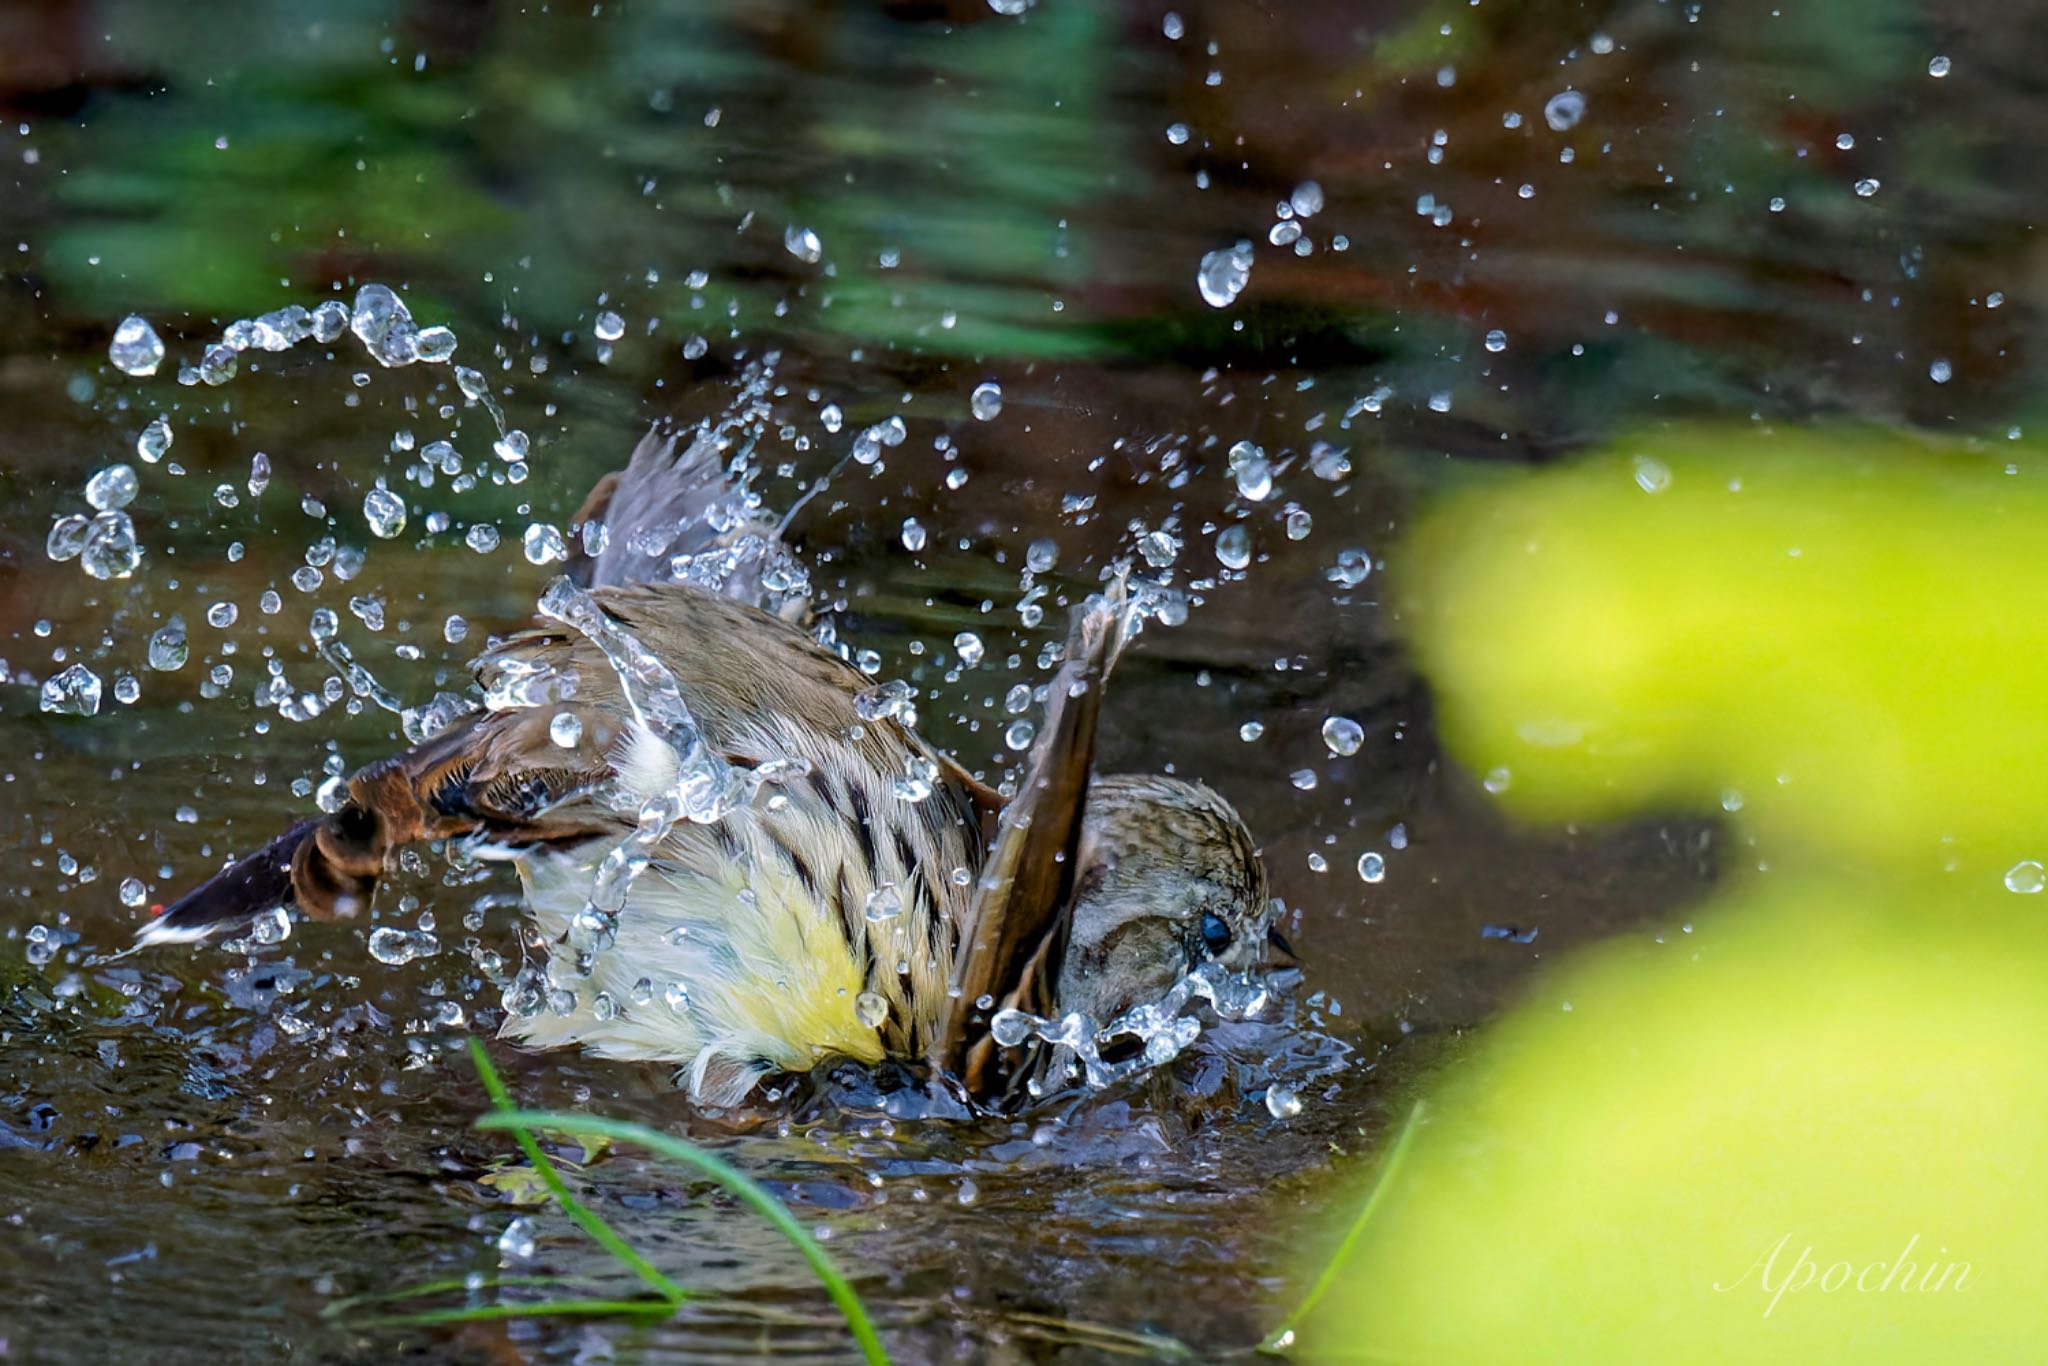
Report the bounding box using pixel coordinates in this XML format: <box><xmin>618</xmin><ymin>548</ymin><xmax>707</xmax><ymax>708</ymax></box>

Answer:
<box><xmin>480</xmin><ymin>1163</ymin><xmax>556</xmax><ymax>1207</ymax></box>
<box><xmin>1295</xmin><ymin>874</ymin><xmax>2048</xmax><ymax>1364</ymax></box>
<box><xmin>1400</xmin><ymin>426</ymin><xmax>2048</xmax><ymax>878</ymax></box>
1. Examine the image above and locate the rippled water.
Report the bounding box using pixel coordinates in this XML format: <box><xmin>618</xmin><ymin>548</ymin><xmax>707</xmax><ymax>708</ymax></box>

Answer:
<box><xmin>5</xmin><ymin>0</ymin><xmax>2038</xmax><ymax>1358</ymax></box>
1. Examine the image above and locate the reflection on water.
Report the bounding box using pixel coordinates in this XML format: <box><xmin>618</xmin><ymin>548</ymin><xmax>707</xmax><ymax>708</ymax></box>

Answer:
<box><xmin>3</xmin><ymin>0</ymin><xmax>2037</xmax><ymax>1357</ymax></box>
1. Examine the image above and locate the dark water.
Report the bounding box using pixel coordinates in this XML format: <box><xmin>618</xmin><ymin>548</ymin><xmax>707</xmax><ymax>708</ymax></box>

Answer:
<box><xmin>1</xmin><ymin>1</ymin><xmax>2038</xmax><ymax>1360</ymax></box>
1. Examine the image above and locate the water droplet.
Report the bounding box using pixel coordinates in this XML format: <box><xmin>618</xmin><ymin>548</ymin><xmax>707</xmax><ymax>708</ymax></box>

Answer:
<box><xmin>1025</xmin><ymin>538</ymin><xmax>1058</xmax><ymax>573</ymax></box>
<box><xmin>1484</xmin><ymin>329</ymin><xmax>1508</xmax><ymax>353</ymax></box>
<box><xmin>855</xmin><ymin>679</ymin><xmax>919</xmax><ymax>725</ymax></box>
<box><xmin>80</xmin><ymin>511</ymin><xmax>142</xmax><ymax>580</ymax></box>
<box><xmin>363</xmin><ymin>487</ymin><xmax>406</xmax><ymax>539</ymax></box>
<box><xmin>206</xmin><ymin>601</ymin><xmax>238</xmax><ymax>629</ymax></box>
<box><xmin>593</xmin><ymin>310</ymin><xmax>625</xmax><ymax>342</ymax></box>
<box><xmin>522</xmin><ymin>523</ymin><xmax>568</xmax><ymax>564</ymax></box>
<box><xmin>465</xmin><ymin>524</ymin><xmax>501</xmax><ymax>554</ymax></box>
<box><xmin>1928</xmin><ymin>54</ymin><xmax>1951</xmax><ymax>77</ymax></box>
<box><xmin>1327</xmin><ymin>548</ymin><xmax>1376</xmax><ymax>585</ymax></box>
<box><xmin>1322</xmin><ymin>716</ymin><xmax>1363</xmax><ymax>756</ymax></box>
<box><xmin>1483</xmin><ymin>766</ymin><xmax>1513</xmax><ymax>794</ymax></box>
<box><xmin>901</xmin><ymin>518</ymin><xmax>927</xmax><ymax>552</ymax></box>
<box><xmin>549</xmin><ymin>713</ymin><xmax>583</xmax><ymax>748</ymax></box>
<box><xmin>109</xmin><ymin>315</ymin><xmax>164</xmax><ymax>376</ymax></box>
<box><xmin>1544</xmin><ymin>89</ymin><xmax>1586</xmax><ymax>131</ymax></box>
<box><xmin>1289</xmin><ymin>180</ymin><xmax>1325</xmax><ymax>217</ymax></box>
<box><xmin>665</xmin><ymin>981</ymin><xmax>692</xmax><ymax>1013</ymax></box>
<box><xmin>497</xmin><ymin>1216</ymin><xmax>537</xmax><ymax>1259</ymax></box>
<box><xmin>970</xmin><ymin>382</ymin><xmax>1004</xmax><ymax>420</ymax></box>
<box><xmin>1632</xmin><ymin>453</ymin><xmax>1673</xmax><ymax>493</ymax></box>
<box><xmin>368</xmin><ymin>926</ymin><xmax>440</xmax><ymax>965</ymax></box>
<box><xmin>1285</xmin><ymin>508</ymin><xmax>1313</xmax><ymax>541</ymax></box>
<box><xmin>46</xmin><ymin>514</ymin><xmax>88</xmax><ymax>563</ymax></box>
<box><xmin>784</xmin><ymin>224</ymin><xmax>823</xmax><ymax>263</ymax></box>
<box><xmin>119</xmin><ymin>876</ymin><xmax>147</xmax><ymax>908</ymax></box>
<box><xmin>349</xmin><ymin>283</ymin><xmax>414</xmax><ymax>363</ymax></box>
<box><xmin>820</xmin><ymin>403</ymin><xmax>844</xmax><ymax>434</ymax></box>
<box><xmin>307</xmin><ymin>299</ymin><xmax>348</xmax><ymax>343</ymax></box>
<box><xmin>990</xmin><ymin>1009</ymin><xmax>1034</xmax><ymax>1047</ymax></box>
<box><xmin>147</xmin><ymin>623</ymin><xmax>188</xmax><ymax>671</ymax></box>
<box><xmin>1309</xmin><ymin>442</ymin><xmax>1351</xmax><ymax>481</ymax></box>
<box><xmin>1228</xmin><ymin>440</ymin><xmax>1274</xmax><ymax>501</ymax></box>
<box><xmin>136</xmin><ymin>416</ymin><xmax>173</xmax><ymax>464</ymax></box>
<box><xmin>86</xmin><ymin>463</ymin><xmax>139</xmax><ymax>511</ymax></box>
<box><xmin>1290</xmin><ymin>768</ymin><xmax>1319</xmax><ymax>791</ymax></box>
<box><xmin>196</xmin><ymin>342</ymin><xmax>238</xmax><ymax>386</ymax></box>
<box><xmin>855</xmin><ymin>991</ymin><xmax>889</xmax><ymax>1028</ymax></box>
<box><xmin>1929</xmin><ymin>358</ymin><xmax>1953</xmax><ymax>384</ymax></box>
<box><xmin>1197</xmin><ymin>240</ymin><xmax>1254</xmax><ymax>308</ymax></box>
<box><xmin>1265</xmin><ymin>1083</ymin><xmax>1303</xmax><ymax>1119</ymax></box>
<box><xmin>1357</xmin><ymin>851</ymin><xmax>1386</xmax><ymax>883</ymax></box>
<box><xmin>249</xmin><ymin>907</ymin><xmax>291</xmax><ymax>945</ymax></box>
<box><xmin>892</xmin><ymin>754</ymin><xmax>938</xmax><ymax>803</ymax></box>
<box><xmin>414</xmin><ymin>326</ymin><xmax>457</xmax><ymax>363</ymax></box>
<box><xmin>1005</xmin><ymin>719</ymin><xmax>1036</xmax><ymax>751</ymax></box>
<box><xmin>492</xmin><ymin>430</ymin><xmax>530</xmax><ymax>464</ymax></box>
<box><xmin>863</xmin><ymin>884</ymin><xmax>904</xmax><ymax>923</ymax></box>
<box><xmin>40</xmin><ymin>664</ymin><xmax>102</xmax><ymax>716</ymax></box>
<box><xmin>953</xmin><ymin>632</ymin><xmax>984</xmax><ymax>668</ymax></box>
<box><xmin>1215</xmin><ymin>524</ymin><xmax>1252</xmax><ymax>570</ymax></box>
<box><xmin>1854</xmin><ymin>177</ymin><xmax>1881</xmax><ymax>197</ymax></box>
<box><xmin>2006</xmin><ymin>861</ymin><xmax>2046</xmax><ymax>894</ymax></box>
<box><xmin>1239</xmin><ymin>720</ymin><xmax>1265</xmax><ymax>742</ymax></box>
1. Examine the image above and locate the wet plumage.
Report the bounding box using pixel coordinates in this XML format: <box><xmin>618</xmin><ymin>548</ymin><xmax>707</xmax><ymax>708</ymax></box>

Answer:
<box><xmin>142</xmin><ymin>421</ymin><xmax>1275</xmax><ymax>1106</ymax></box>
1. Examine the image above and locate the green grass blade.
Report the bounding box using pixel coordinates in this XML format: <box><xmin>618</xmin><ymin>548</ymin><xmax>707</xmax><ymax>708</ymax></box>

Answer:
<box><xmin>467</xmin><ymin>1039</ymin><xmax>686</xmax><ymax>1305</ymax></box>
<box><xmin>475</xmin><ymin>1108</ymin><xmax>890</xmax><ymax>1366</ymax></box>
<box><xmin>1258</xmin><ymin>1100</ymin><xmax>1428</xmax><ymax>1355</ymax></box>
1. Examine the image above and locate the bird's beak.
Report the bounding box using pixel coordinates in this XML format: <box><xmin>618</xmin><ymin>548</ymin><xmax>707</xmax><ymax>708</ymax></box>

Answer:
<box><xmin>1262</xmin><ymin>924</ymin><xmax>1301</xmax><ymax>970</ymax></box>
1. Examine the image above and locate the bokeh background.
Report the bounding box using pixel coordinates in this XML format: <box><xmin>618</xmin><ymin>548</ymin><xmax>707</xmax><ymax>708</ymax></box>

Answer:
<box><xmin>1</xmin><ymin>0</ymin><xmax>2040</xmax><ymax>1359</ymax></box>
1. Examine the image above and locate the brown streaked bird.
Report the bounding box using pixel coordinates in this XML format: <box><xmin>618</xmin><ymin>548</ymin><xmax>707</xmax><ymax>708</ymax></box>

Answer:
<box><xmin>139</xmin><ymin>421</ymin><xmax>1278</xmax><ymax>1106</ymax></box>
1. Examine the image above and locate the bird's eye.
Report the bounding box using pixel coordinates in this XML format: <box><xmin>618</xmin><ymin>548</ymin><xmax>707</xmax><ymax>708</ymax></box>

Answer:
<box><xmin>1200</xmin><ymin>910</ymin><xmax>1233</xmax><ymax>955</ymax></box>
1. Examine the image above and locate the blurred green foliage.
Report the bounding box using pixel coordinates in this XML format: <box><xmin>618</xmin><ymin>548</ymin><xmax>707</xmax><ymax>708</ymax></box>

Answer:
<box><xmin>1290</xmin><ymin>429</ymin><xmax>2048</xmax><ymax>1359</ymax></box>
<box><xmin>1297</xmin><ymin>872</ymin><xmax>2048</xmax><ymax>1363</ymax></box>
<box><xmin>1402</xmin><ymin>427</ymin><xmax>2048</xmax><ymax>876</ymax></box>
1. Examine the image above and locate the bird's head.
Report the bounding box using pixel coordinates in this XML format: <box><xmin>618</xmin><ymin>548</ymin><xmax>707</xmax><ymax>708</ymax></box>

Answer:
<box><xmin>1053</xmin><ymin>773</ymin><xmax>1277</xmax><ymax>1025</ymax></box>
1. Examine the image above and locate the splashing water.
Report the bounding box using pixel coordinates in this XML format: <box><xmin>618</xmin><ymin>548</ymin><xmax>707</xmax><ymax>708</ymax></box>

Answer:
<box><xmin>308</xmin><ymin>608</ymin><xmax>406</xmax><ymax>717</ymax></box>
<box><xmin>990</xmin><ymin>961</ymin><xmax>1274</xmax><ymax>1093</ymax></box>
<box><xmin>531</xmin><ymin>576</ymin><xmax>760</xmax><ymax>953</ymax></box>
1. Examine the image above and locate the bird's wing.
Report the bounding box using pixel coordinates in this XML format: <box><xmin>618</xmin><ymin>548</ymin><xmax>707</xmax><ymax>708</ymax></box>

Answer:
<box><xmin>930</xmin><ymin>578</ymin><xmax>1134</xmax><ymax>1096</ymax></box>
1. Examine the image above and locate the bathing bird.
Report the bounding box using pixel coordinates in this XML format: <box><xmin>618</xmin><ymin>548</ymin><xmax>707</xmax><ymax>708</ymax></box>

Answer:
<box><xmin>139</xmin><ymin>419</ymin><xmax>1276</xmax><ymax>1106</ymax></box>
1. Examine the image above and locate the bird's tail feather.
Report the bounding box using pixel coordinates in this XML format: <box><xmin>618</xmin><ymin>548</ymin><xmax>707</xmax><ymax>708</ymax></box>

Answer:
<box><xmin>135</xmin><ymin>709</ymin><xmax>618</xmax><ymax>948</ymax></box>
